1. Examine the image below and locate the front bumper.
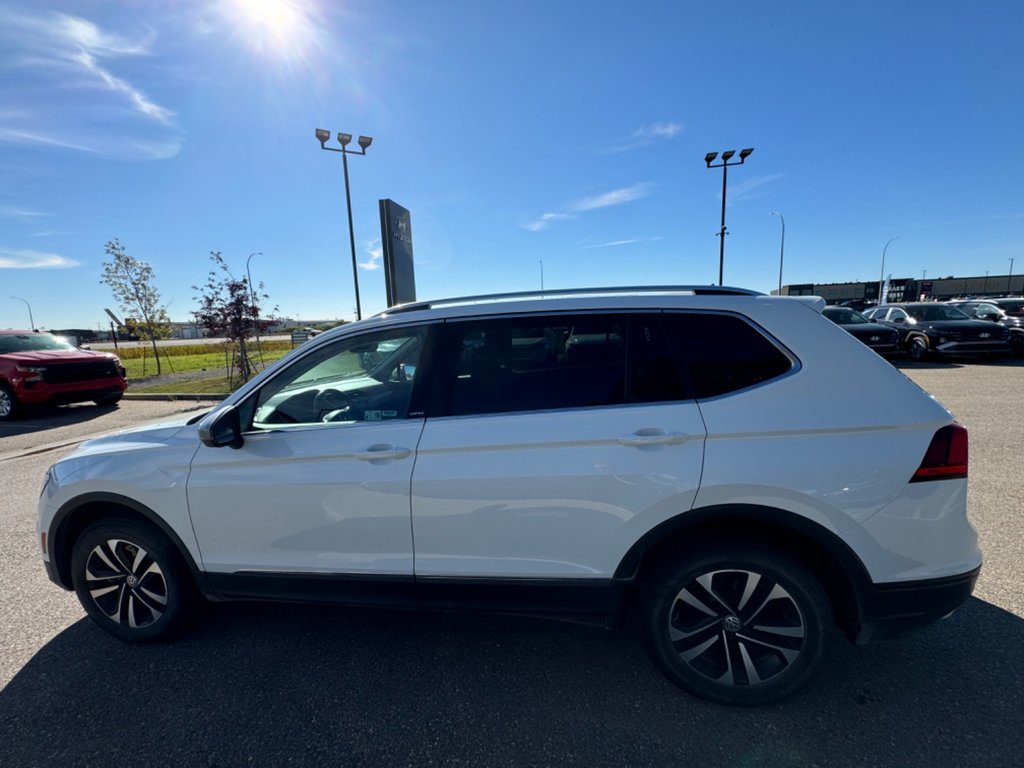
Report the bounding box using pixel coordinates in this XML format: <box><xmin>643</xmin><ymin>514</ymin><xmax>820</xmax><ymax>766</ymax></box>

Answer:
<box><xmin>855</xmin><ymin>566</ymin><xmax>980</xmax><ymax>643</ymax></box>
<box><xmin>15</xmin><ymin>378</ymin><xmax>127</xmax><ymax>406</ymax></box>
<box><xmin>933</xmin><ymin>340</ymin><xmax>1011</xmax><ymax>356</ymax></box>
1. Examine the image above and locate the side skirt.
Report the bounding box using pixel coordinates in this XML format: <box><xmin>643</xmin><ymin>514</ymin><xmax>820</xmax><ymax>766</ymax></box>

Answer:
<box><xmin>205</xmin><ymin>572</ymin><xmax>614</xmax><ymax>625</ymax></box>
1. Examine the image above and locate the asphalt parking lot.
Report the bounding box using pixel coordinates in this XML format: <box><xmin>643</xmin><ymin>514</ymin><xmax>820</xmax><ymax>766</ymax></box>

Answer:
<box><xmin>0</xmin><ymin>364</ymin><xmax>1021</xmax><ymax>767</ymax></box>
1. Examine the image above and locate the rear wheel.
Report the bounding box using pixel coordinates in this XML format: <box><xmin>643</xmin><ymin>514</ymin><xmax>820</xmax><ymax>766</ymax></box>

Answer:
<box><xmin>0</xmin><ymin>383</ymin><xmax>18</xmax><ymax>421</ymax></box>
<box><xmin>71</xmin><ymin>519</ymin><xmax>196</xmax><ymax>641</ymax></box>
<box><xmin>642</xmin><ymin>545</ymin><xmax>833</xmax><ymax>706</ymax></box>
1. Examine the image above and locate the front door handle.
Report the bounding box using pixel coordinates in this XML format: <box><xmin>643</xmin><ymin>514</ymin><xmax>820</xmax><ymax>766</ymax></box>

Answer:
<box><xmin>617</xmin><ymin>430</ymin><xmax>689</xmax><ymax>447</ymax></box>
<box><xmin>353</xmin><ymin>444</ymin><xmax>412</xmax><ymax>461</ymax></box>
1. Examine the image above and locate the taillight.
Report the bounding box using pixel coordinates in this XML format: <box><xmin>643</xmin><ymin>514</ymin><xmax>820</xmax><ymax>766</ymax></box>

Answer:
<box><xmin>910</xmin><ymin>424</ymin><xmax>968</xmax><ymax>482</ymax></box>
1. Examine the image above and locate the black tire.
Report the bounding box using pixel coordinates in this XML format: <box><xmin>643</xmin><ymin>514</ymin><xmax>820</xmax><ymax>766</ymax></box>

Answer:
<box><xmin>0</xmin><ymin>383</ymin><xmax>18</xmax><ymax>421</ymax></box>
<box><xmin>907</xmin><ymin>335</ymin><xmax>929</xmax><ymax>361</ymax></box>
<box><xmin>94</xmin><ymin>393</ymin><xmax>123</xmax><ymax>407</ymax></box>
<box><xmin>641</xmin><ymin>545</ymin><xmax>833</xmax><ymax>706</ymax></box>
<box><xmin>71</xmin><ymin>518</ymin><xmax>197</xmax><ymax>642</ymax></box>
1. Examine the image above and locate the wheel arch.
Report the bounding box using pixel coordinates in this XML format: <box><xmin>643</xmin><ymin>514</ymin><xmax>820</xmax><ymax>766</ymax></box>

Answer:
<box><xmin>611</xmin><ymin>504</ymin><xmax>873</xmax><ymax>640</ymax></box>
<box><xmin>50</xmin><ymin>492</ymin><xmax>210</xmax><ymax>596</ymax></box>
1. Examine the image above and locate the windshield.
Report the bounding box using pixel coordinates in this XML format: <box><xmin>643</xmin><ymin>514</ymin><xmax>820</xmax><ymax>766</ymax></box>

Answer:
<box><xmin>0</xmin><ymin>333</ymin><xmax>77</xmax><ymax>354</ymax></box>
<box><xmin>905</xmin><ymin>305</ymin><xmax>970</xmax><ymax>322</ymax></box>
<box><xmin>824</xmin><ymin>308</ymin><xmax>869</xmax><ymax>325</ymax></box>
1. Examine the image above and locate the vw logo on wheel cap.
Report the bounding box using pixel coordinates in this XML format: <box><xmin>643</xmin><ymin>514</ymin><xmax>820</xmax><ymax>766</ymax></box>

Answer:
<box><xmin>723</xmin><ymin>615</ymin><xmax>742</xmax><ymax>633</ymax></box>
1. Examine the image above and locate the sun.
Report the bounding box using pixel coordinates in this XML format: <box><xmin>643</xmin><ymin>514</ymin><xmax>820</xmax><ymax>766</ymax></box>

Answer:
<box><xmin>224</xmin><ymin>0</ymin><xmax>316</xmax><ymax>55</ymax></box>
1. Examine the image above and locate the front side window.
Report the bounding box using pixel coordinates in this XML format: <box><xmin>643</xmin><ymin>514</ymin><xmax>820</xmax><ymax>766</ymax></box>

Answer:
<box><xmin>251</xmin><ymin>326</ymin><xmax>428</xmax><ymax>428</ymax></box>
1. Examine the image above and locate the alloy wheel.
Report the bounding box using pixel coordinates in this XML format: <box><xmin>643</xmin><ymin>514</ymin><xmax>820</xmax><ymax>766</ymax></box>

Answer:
<box><xmin>668</xmin><ymin>569</ymin><xmax>806</xmax><ymax>686</ymax></box>
<box><xmin>84</xmin><ymin>538</ymin><xmax>168</xmax><ymax>629</ymax></box>
<box><xmin>0</xmin><ymin>388</ymin><xmax>12</xmax><ymax>418</ymax></box>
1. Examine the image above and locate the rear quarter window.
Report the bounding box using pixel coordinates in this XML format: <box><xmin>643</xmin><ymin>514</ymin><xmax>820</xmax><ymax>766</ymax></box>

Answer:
<box><xmin>662</xmin><ymin>312</ymin><xmax>794</xmax><ymax>399</ymax></box>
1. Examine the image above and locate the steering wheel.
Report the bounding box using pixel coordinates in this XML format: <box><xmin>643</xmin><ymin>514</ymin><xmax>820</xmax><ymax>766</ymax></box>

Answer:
<box><xmin>313</xmin><ymin>388</ymin><xmax>360</xmax><ymax>422</ymax></box>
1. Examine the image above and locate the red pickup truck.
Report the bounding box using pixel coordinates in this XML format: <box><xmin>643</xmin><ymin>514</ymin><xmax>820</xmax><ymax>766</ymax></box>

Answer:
<box><xmin>0</xmin><ymin>330</ymin><xmax>127</xmax><ymax>421</ymax></box>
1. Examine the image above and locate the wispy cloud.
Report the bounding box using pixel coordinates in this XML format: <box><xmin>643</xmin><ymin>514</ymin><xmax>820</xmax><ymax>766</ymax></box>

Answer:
<box><xmin>0</xmin><ymin>248</ymin><xmax>79</xmax><ymax>269</ymax></box>
<box><xmin>0</xmin><ymin>9</ymin><xmax>181</xmax><ymax>159</ymax></box>
<box><xmin>524</xmin><ymin>212</ymin><xmax>577</xmax><ymax>232</ymax></box>
<box><xmin>360</xmin><ymin>242</ymin><xmax>383</xmax><ymax>271</ymax></box>
<box><xmin>524</xmin><ymin>184</ymin><xmax>651</xmax><ymax>232</ymax></box>
<box><xmin>604</xmin><ymin>122</ymin><xmax>683</xmax><ymax>153</ymax></box>
<box><xmin>0</xmin><ymin>205</ymin><xmax>51</xmax><ymax>218</ymax></box>
<box><xmin>583</xmin><ymin>239</ymin><xmax>642</xmax><ymax>249</ymax></box>
<box><xmin>725</xmin><ymin>174</ymin><xmax>785</xmax><ymax>204</ymax></box>
<box><xmin>570</xmin><ymin>183</ymin><xmax>651</xmax><ymax>212</ymax></box>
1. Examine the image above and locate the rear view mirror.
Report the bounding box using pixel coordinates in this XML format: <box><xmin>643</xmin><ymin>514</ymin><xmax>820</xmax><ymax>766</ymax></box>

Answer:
<box><xmin>198</xmin><ymin>405</ymin><xmax>244</xmax><ymax>449</ymax></box>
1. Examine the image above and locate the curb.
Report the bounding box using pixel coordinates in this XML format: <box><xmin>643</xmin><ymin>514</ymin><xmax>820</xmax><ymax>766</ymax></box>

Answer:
<box><xmin>122</xmin><ymin>393</ymin><xmax>228</xmax><ymax>402</ymax></box>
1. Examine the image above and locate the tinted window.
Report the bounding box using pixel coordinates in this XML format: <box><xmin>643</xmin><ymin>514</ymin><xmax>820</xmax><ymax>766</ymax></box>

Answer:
<box><xmin>444</xmin><ymin>315</ymin><xmax>627</xmax><ymax>415</ymax></box>
<box><xmin>905</xmin><ymin>305</ymin><xmax>969</xmax><ymax>322</ymax></box>
<box><xmin>824</xmin><ymin>307</ymin><xmax>869</xmax><ymax>325</ymax></box>
<box><xmin>663</xmin><ymin>312</ymin><xmax>793</xmax><ymax>399</ymax></box>
<box><xmin>629</xmin><ymin>315</ymin><xmax>689</xmax><ymax>402</ymax></box>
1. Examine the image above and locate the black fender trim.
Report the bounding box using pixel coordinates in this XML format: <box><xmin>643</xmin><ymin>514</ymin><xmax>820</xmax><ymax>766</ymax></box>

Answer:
<box><xmin>49</xmin><ymin>492</ymin><xmax>212</xmax><ymax>596</ymax></box>
<box><xmin>610</xmin><ymin>503</ymin><xmax>876</xmax><ymax>634</ymax></box>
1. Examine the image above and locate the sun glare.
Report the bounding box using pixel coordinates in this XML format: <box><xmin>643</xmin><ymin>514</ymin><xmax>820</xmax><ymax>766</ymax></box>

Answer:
<box><xmin>224</xmin><ymin>0</ymin><xmax>317</xmax><ymax>57</ymax></box>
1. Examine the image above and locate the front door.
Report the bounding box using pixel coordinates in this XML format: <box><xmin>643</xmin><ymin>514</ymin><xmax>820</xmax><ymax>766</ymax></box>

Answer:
<box><xmin>187</xmin><ymin>324</ymin><xmax>434</xmax><ymax>603</ymax></box>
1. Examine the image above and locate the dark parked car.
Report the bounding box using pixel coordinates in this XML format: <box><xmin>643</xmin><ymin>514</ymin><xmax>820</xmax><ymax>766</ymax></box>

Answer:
<box><xmin>822</xmin><ymin>306</ymin><xmax>900</xmax><ymax>356</ymax></box>
<box><xmin>862</xmin><ymin>304</ymin><xmax>1011</xmax><ymax>361</ymax></box>
<box><xmin>0</xmin><ymin>330</ymin><xmax>127</xmax><ymax>421</ymax></box>
<box><xmin>948</xmin><ymin>300</ymin><xmax>1024</xmax><ymax>358</ymax></box>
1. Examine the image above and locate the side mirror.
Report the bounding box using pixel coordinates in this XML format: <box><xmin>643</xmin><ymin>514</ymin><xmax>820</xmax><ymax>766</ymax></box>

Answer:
<box><xmin>892</xmin><ymin>317</ymin><xmax>906</xmax><ymax>324</ymax></box>
<box><xmin>198</xmin><ymin>405</ymin><xmax>244</xmax><ymax>449</ymax></box>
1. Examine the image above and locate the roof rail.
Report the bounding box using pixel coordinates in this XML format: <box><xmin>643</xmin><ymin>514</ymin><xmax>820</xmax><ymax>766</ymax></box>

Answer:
<box><xmin>377</xmin><ymin>285</ymin><xmax>761</xmax><ymax>316</ymax></box>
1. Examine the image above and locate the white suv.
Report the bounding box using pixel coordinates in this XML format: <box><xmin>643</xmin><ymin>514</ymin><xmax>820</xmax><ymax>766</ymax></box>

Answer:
<box><xmin>37</xmin><ymin>286</ymin><xmax>981</xmax><ymax>705</ymax></box>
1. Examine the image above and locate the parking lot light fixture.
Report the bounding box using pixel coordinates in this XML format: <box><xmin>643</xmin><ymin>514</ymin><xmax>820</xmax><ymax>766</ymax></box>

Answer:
<box><xmin>705</xmin><ymin>147</ymin><xmax>754</xmax><ymax>285</ymax></box>
<box><xmin>1010</xmin><ymin>258</ymin><xmax>1015</xmax><ymax>293</ymax></box>
<box><xmin>315</xmin><ymin>127</ymin><xmax>374</xmax><ymax>320</ymax></box>
<box><xmin>11</xmin><ymin>296</ymin><xmax>35</xmax><ymax>330</ymax></box>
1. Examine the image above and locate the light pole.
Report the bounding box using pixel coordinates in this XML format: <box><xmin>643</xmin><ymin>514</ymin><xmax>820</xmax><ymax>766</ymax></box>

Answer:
<box><xmin>1009</xmin><ymin>258</ymin><xmax>1015</xmax><ymax>294</ymax></box>
<box><xmin>315</xmin><ymin>129</ymin><xmax>373</xmax><ymax>320</ymax></box>
<box><xmin>770</xmin><ymin>211</ymin><xmax>785</xmax><ymax>294</ymax></box>
<box><xmin>11</xmin><ymin>296</ymin><xmax>34</xmax><ymax>329</ymax></box>
<box><xmin>705</xmin><ymin>148</ymin><xmax>754</xmax><ymax>285</ymax></box>
<box><xmin>878</xmin><ymin>236</ymin><xmax>899</xmax><ymax>305</ymax></box>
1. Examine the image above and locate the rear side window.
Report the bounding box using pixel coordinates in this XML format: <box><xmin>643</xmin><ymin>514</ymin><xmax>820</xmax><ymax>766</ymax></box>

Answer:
<box><xmin>663</xmin><ymin>312</ymin><xmax>793</xmax><ymax>399</ymax></box>
<box><xmin>443</xmin><ymin>314</ymin><xmax>626</xmax><ymax>416</ymax></box>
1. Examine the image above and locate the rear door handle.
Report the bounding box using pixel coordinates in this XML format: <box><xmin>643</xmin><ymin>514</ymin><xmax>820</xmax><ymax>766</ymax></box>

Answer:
<box><xmin>353</xmin><ymin>444</ymin><xmax>412</xmax><ymax>461</ymax></box>
<box><xmin>617</xmin><ymin>430</ymin><xmax>689</xmax><ymax>447</ymax></box>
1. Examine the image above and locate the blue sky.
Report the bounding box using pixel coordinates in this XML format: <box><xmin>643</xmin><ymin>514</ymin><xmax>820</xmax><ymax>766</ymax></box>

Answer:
<box><xmin>1</xmin><ymin>0</ymin><xmax>1022</xmax><ymax>329</ymax></box>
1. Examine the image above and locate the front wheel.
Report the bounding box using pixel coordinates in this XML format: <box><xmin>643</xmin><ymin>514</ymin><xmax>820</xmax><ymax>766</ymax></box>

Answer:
<box><xmin>71</xmin><ymin>519</ymin><xmax>196</xmax><ymax>641</ymax></box>
<box><xmin>907</xmin><ymin>335</ymin><xmax>929</xmax><ymax>361</ymax></box>
<box><xmin>0</xmin><ymin>383</ymin><xmax>18</xmax><ymax>421</ymax></box>
<box><xmin>642</xmin><ymin>545</ymin><xmax>833</xmax><ymax>706</ymax></box>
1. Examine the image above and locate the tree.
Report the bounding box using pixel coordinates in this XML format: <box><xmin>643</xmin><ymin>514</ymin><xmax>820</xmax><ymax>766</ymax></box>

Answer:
<box><xmin>100</xmin><ymin>239</ymin><xmax>171</xmax><ymax>374</ymax></box>
<box><xmin>192</xmin><ymin>251</ymin><xmax>276</xmax><ymax>383</ymax></box>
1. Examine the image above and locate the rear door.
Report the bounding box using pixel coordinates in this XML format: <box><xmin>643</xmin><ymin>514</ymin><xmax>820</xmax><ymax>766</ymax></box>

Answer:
<box><xmin>410</xmin><ymin>312</ymin><xmax>706</xmax><ymax>598</ymax></box>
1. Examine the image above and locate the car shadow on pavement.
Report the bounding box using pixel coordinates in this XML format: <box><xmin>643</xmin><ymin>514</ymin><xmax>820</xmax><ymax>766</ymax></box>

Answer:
<box><xmin>0</xmin><ymin>402</ymin><xmax>120</xmax><ymax>437</ymax></box>
<box><xmin>0</xmin><ymin>597</ymin><xmax>1021</xmax><ymax>766</ymax></box>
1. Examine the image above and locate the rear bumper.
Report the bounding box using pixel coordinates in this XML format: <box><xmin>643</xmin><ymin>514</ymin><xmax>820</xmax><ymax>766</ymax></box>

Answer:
<box><xmin>855</xmin><ymin>566</ymin><xmax>980</xmax><ymax>643</ymax></box>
